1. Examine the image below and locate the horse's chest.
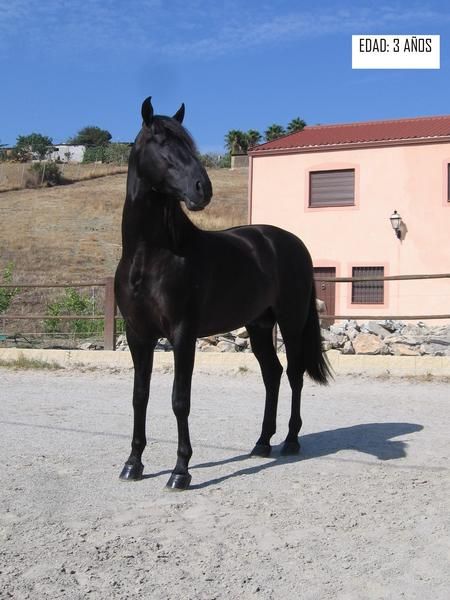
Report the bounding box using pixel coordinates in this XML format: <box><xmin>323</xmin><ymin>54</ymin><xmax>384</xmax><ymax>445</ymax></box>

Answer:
<box><xmin>119</xmin><ymin>256</ymin><xmax>189</xmax><ymax>337</ymax></box>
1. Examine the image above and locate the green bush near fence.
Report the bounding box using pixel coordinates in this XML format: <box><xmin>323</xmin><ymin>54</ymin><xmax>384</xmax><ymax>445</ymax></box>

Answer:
<box><xmin>0</xmin><ymin>262</ymin><xmax>18</xmax><ymax>314</ymax></box>
<box><xmin>104</xmin><ymin>143</ymin><xmax>131</xmax><ymax>164</ymax></box>
<box><xmin>82</xmin><ymin>146</ymin><xmax>106</xmax><ymax>163</ymax></box>
<box><xmin>28</xmin><ymin>161</ymin><xmax>63</xmax><ymax>187</ymax></box>
<box><xmin>44</xmin><ymin>288</ymin><xmax>104</xmax><ymax>337</ymax></box>
<box><xmin>83</xmin><ymin>143</ymin><xmax>130</xmax><ymax>164</ymax></box>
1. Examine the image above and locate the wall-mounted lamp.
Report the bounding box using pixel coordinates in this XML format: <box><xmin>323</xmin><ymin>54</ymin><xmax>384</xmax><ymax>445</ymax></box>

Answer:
<box><xmin>389</xmin><ymin>210</ymin><xmax>402</xmax><ymax>239</ymax></box>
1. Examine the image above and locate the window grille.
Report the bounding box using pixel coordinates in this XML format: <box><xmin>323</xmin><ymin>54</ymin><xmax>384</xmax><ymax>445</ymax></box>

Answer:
<box><xmin>352</xmin><ymin>266</ymin><xmax>384</xmax><ymax>304</ymax></box>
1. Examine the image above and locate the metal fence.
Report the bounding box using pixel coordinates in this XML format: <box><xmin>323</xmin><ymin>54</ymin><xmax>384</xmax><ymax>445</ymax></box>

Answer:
<box><xmin>1</xmin><ymin>273</ymin><xmax>449</xmax><ymax>351</ymax></box>
<box><xmin>313</xmin><ymin>272</ymin><xmax>450</xmax><ymax>320</ymax></box>
<box><xmin>0</xmin><ymin>278</ymin><xmax>116</xmax><ymax>350</ymax></box>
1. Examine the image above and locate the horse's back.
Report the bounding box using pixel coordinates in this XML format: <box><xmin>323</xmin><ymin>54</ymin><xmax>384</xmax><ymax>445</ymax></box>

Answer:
<box><xmin>199</xmin><ymin>223</ymin><xmax>314</xmax><ymax>319</ymax></box>
<box><xmin>214</xmin><ymin>223</ymin><xmax>313</xmax><ymax>278</ymax></box>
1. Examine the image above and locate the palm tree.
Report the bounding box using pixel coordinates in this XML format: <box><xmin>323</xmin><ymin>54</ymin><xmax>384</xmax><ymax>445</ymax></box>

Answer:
<box><xmin>246</xmin><ymin>129</ymin><xmax>262</xmax><ymax>149</ymax></box>
<box><xmin>224</xmin><ymin>130</ymin><xmax>247</xmax><ymax>154</ymax></box>
<box><xmin>287</xmin><ymin>118</ymin><xmax>307</xmax><ymax>133</ymax></box>
<box><xmin>264</xmin><ymin>124</ymin><xmax>286</xmax><ymax>142</ymax></box>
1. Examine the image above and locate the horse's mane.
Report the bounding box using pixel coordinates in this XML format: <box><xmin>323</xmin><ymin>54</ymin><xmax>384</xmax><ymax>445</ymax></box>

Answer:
<box><xmin>153</xmin><ymin>116</ymin><xmax>198</xmax><ymax>154</ymax></box>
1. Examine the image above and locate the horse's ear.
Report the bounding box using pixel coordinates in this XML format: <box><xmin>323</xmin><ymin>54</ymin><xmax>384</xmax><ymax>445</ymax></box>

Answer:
<box><xmin>141</xmin><ymin>97</ymin><xmax>154</xmax><ymax>127</ymax></box>
<box><xmin>173</xmin><ymin>103</ymin><xmax>185</xmax><ymax>124</ymax></box>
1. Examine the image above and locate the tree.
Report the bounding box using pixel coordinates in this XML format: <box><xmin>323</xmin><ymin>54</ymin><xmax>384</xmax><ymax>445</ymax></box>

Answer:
<box><xmin>264</xmin><ymin>124</ymin><xmax>286</xmax><ymax>142</ymax></box>
<box><xmin>246</xmin><ymin>129</ymin><xmax>262</xmax><ymax>149</ymax></box>
<box><xmin>0</xmin><ymin>139</ymin><xmax>6</xmax><ymax>161</ymax></box>
<box><xmin>224</xmin><ymin>129</ymin><xmax>248</xmax><ymax>154</ymax></box>
<box><xmin>68</xmin><ymin>126</ymin><xmax>112</xmax><ymax>146</ymax></box>
<box><xmin>199</xmin><ymin>153</ymin><xmax>223</xmax><ymax>168</ymax></box>
<box><xmin>224</xmin><ymin>129</ymin><xmax>262</xmax><ymax>154</ymax></box>
<box><xmin>14</xmin><ymin>133</ymin><xmax>53</xmax><ymax>161</ymax></box>
<box><xmin>287</xmin><ymin>117</ymin><xmax>307</xmax><ymax>133</ymax></box>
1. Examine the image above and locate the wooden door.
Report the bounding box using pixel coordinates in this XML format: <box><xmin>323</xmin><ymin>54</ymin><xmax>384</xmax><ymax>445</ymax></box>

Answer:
<box><xmin>313</xmin><ymin>267</ymin><xmax>336</xmax><ymax>326</ymax></box>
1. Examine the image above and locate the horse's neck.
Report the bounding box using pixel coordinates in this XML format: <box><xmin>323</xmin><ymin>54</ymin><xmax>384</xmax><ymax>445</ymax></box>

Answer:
<box><xmin>121</xmin><ymin>166</ymin><xmax>197</xmax><ymax>256</ymax></box>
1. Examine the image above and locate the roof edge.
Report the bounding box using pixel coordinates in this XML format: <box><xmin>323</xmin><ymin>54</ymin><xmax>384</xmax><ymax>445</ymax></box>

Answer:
<box><xmin>249</xmin><ymin>135</ymin><xmax>450</xmax><ymax>157</ymax></box>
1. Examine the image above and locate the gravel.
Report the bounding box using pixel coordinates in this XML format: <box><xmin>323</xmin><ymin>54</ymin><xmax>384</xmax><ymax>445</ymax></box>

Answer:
<box><xmin>0</xmin><ymin>367</ymin><xmax>448</xmax><ymax>599</ymax></box>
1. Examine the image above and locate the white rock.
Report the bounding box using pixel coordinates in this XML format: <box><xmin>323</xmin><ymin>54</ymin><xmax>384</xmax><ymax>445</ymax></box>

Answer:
<box><xmin>352</xmin><ymin>333</ymin><xmax>386</xmax><ymax>355</ymax></box>
<box><xmin>342</xmin><ymin>341</ymin><xmax>355</xmax><ymax>355</ymax></box>
<box><xmin>390</xmin><ymin>343</ymin><xmax>420</xmax><ymax>356</ymax></box>
<box><xmin>231</xmin><ymin>327</ymin><xmax>249</xmax><ymax>339</ymax></box>
<box><xmin>217</xmin><ymin>340</ymin><xmax>236</xmax><ymax>352</ymax></box>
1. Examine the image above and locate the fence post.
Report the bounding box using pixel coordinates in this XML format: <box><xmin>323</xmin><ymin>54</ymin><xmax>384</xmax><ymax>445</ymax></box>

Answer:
<box><xmin>104</xmin><ymin>277</ymin><xmax>116</xmax><ymax>350</ymax></box>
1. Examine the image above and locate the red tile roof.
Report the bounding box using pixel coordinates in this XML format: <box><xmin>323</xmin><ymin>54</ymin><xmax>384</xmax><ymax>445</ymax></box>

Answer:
<box><xmin>249</xmin><ymin>115</ymin><xmax>450</xmax><ymax>155</ymax></box>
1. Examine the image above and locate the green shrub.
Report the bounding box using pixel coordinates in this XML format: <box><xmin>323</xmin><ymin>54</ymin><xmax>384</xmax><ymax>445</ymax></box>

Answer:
<box><xmin>0</xmin><ymin>262</ymin><xmax>18</xmax><ymax>314</ymax></box>
<box><xmin>199</xmin><ymin>153</ymin><xmax>225</xmax><ymax>168</ymax></box>
<box><xmin>104</xmin><ymin>143</ymin><xmax>131</xmax><ymax>164</ymax></box>
<box><xmin>44</xmin><ymin>288</ymin><xmax>103</xmax><ymax>337</ymax></box>
<box><xmin>27</xmin><ymin>161</ymin><xmax>63</xmax><ymax>187</ymax></box>
<box><xmin>219</xmin><ymin>153</ymin><xmax>231</xmax><ymax>168</ymax></box>
<box><xmin>82</xmin><ymin>144</ymin><xmax>130</xmax><ymax>164</ymax></box>
<box><xmin>82</xmin><ymin>146</ymin><xmax>106</xmax><ymax>163</ymax></box>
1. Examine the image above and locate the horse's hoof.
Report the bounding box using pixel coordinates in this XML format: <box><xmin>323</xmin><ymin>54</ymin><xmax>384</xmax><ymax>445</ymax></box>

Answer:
<box><xmin>119</xmin><ymin>462</ymin><xmax>144</xmax><ymax>481</ymax></box>
<box><xmin>250</xmin><ymin>443</ymin><xmax>272</xmax><ymax>458</ymax></box>
<box><xmin>165</xmin><ymin>472</ymin><xmax>192</xmax><ymax>491</ymax></box>
<box><xmin>281</xmin><ymin>440</ymin><xmax>301</xmax><ymax>456</ymax></box>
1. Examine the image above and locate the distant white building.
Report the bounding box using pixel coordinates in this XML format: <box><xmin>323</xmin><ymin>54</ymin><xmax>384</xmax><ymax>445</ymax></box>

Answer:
<box><xmin>48</xmin><ymin>144</ymin><xmax>86</xmax><ymax>163</ymax></box>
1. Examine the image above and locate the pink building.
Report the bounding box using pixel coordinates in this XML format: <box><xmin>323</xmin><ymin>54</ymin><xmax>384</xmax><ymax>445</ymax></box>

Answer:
<box><xmin>248</xmin><ymin>116</ymin><xmax>450</xmax><ymax>323</ymax></box>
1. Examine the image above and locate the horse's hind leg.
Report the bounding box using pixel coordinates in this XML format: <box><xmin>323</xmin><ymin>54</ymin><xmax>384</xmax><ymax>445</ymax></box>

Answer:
<box><xmin>119</xmin><ymin>328</ymin><xmax>157</xmax><ymax>481</ymax></box>
<box><xmin>278</xmin><ymin>324</ymin><xmax>305</xmax><ymax>455</ymax></box>
<box><xmin>246</xmin><ymin>324</ymin><xmax>283</xmax><ymax>457</ymax></box>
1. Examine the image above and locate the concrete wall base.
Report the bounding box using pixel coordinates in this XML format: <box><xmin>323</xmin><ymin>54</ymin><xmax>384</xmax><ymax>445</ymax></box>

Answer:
<box><xmin>0</xmin><ymin>348</ymin><xmax>449</xmax><ymax>377</ymax></box>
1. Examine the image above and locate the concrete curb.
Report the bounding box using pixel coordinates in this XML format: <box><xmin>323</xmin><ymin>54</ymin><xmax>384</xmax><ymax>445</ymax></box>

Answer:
<box><xmin>0</xmin><ymin>348</ymin><xmax>449</xmax><ymax>377</ymax></box>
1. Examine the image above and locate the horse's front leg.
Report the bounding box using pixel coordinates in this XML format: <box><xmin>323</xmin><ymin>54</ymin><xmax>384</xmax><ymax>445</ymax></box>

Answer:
<box><xmin>166</xmin><ymin>330</ymin><xmax>196</xmax><ymax>491</ymax></box>
<box><xmin>119</xmin><ymin>329</ymin><xmax>157</xmax><ymax>481</ymax></box>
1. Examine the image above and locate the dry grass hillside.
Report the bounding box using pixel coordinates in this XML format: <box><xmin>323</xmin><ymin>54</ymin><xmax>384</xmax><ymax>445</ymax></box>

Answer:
<box><xmin>0</xmin><ymin>169</ymin><xmax>248</xmax><ymax>317</ymax></box>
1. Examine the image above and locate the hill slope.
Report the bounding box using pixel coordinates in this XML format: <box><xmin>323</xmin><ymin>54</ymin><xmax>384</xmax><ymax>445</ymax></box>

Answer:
<box><xmin>0</xmin><ymin>169</ymin><xmax>248</xmax><ymax>287</ymax></box>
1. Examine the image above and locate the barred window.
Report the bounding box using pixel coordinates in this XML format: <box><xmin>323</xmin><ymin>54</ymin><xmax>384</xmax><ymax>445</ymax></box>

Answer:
<box><xmin>309</xmin><ymin>169</ymin><xmax>355</xmax><ymax>207</ymax></box>
<box><xmin>352</xmin><ymin>266</ymin><xmax>384</xmax><ymax>304</ymax></box>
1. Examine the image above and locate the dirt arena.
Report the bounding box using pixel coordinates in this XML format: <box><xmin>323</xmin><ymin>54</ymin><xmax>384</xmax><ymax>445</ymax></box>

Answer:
<box><xmin>0</xmin><ymin>367</ymin><xmax>448</xmax><ymax>599</ymax></box>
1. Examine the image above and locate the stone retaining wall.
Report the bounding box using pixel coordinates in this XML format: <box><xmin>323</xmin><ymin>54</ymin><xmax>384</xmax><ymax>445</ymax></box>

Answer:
<box><xmin>112</xmin><ymin>320</ymin><xmax>449</xmax><ymax>357</ymax></box>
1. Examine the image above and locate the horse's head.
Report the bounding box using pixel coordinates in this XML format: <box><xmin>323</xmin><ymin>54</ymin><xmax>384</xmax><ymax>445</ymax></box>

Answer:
<box><xmin>133</xmin><ymin>97</ymin><xmax>212</xmax><ymax>211</ymax></box>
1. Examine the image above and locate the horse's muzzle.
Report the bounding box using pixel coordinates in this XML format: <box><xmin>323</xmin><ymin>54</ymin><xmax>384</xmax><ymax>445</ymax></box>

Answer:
<box><xmin>183</xmin><ymin>178</ymin><xmax>212</xmax><ymax>211</ymax></box>
<box><xmin>184</xmin><ymin>196</ymin><xmax>211</xmax><ymax>211</ymax></box>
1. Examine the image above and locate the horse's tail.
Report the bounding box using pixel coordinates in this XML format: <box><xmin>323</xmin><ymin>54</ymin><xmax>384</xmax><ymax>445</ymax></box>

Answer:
<box><xmin>302</xmin><ymin>284</ymin><xmax>333</xmax><ymax>385</ymax></box>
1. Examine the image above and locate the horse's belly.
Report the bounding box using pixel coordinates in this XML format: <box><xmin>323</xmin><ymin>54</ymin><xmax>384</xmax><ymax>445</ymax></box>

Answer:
<box><xmin>197</xmin><ymin>284</ymin><xmax>272</xmax><ymax>337</ymax></box>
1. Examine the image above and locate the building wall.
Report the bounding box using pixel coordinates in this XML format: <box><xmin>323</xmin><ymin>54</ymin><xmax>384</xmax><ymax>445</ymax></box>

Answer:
<box><xmin>250</xmin><ymin>142</ymin><xmax>450</xmax><ymax>320</ymax></box>
<box><xmin>48</xmin><ymin>145</ymin><xmax>85</xmax><ymax>163</ymax></box>
<box><xmin>231</xmin><ymin>154</ymin><xmax>249</xmax><ymax>169</ymax></box>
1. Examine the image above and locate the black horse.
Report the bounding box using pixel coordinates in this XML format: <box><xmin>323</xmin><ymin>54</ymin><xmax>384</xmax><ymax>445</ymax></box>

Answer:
<box><xmin>115</xmin><ymin>97</ymin><xmax>331</xmax><ymax>490</ymax></box>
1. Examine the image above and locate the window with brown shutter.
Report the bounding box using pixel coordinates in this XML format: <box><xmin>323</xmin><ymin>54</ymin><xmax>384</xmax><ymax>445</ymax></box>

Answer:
<box><xmin>309</xmin><ymin>169</ymin><xmax>355</xmax><ymax>207</ymax></box>
<box><xmin>352</xmin><ymin>267</ymin><xmax>384</xmax><ymax>304</ymax></box>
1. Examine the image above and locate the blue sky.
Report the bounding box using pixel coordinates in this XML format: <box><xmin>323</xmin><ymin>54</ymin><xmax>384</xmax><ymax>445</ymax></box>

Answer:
<box><xmin>1</xmin><ymin>0</ymin><xmax>449</xmax><ymax>152</ymax></box>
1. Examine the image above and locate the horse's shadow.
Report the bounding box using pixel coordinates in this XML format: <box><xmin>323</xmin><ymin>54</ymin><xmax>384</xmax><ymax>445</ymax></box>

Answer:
<box><xmin>181</xmin><ymin>422</ymin><xmax>424</xmax><ymax>490</ymax></box>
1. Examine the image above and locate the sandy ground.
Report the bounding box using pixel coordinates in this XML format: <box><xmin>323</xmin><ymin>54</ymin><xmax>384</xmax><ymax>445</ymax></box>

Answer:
<box><xmin>0</xmin><ymin>367</ymin><xmax>448</xmax><ymax>599</ymax></box>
